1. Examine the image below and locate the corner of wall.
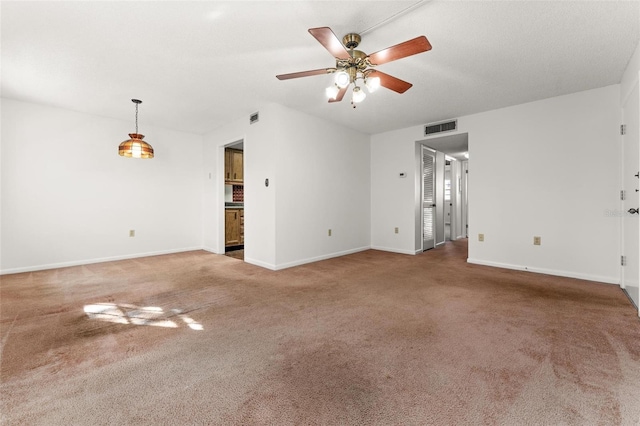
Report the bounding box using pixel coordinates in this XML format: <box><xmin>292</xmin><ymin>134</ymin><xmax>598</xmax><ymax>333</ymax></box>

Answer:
<box><xmin>621</xmin><ymin>40</ymin><xmax>640</xmax><ymax>104</ymax></box>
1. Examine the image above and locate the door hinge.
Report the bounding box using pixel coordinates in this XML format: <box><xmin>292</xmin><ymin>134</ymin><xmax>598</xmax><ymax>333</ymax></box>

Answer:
<box><xmin>621</xmin><ymin>255</ymin><xmax>626</xmax><ymax>266</ymax></box>
<box><xmin>621</xmin><ymin>124</ymin><xmax>626</xmax><ymax>135</ymax></box>
<box><xmin>621</xmin><ymin>190</ymin><xmax>626</xmax><ymax>200</ymax></box>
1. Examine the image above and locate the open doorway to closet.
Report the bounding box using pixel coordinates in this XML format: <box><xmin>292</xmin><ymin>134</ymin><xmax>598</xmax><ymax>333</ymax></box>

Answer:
<box><xmin>224</xmin><ymin>140</ymin><xmax>244</xmax><ymax>261</ymax></box>
<box><xmin>418</xmin><ymin>133</ymin><xmax>469</xmax><ymax>252</ymax></box>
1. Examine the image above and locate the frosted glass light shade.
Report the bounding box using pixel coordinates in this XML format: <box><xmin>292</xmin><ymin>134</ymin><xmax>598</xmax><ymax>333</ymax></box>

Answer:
<box><xmin>118</xmin><ymin>133</ymin><xmax>154</xmax><ymax>159</ymax></box>
<box><xmin>325</xmin><ymin>85</ymin><xmax>340</xmax><ymax>99</ymax></box>
<box><xmin>365</xmin><ymin>76</ymin><xmax>381</xmax><ymax>92</ymax></box>
<box><xmin>334</xmin><ymin>71</ymin><xmax>350</xmax><ymax>88</ymax></box>
<box><xmin>352</xmin><ymin>86</ymin><xmax>366</xmax><ymax>103</ymax></box>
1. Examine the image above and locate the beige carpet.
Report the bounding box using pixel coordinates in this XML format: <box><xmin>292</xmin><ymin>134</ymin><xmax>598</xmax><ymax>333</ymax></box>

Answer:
<box><xmin>2</xmin><ymin>240</ymin><xmax>639</xmax><ymax>425</ymax></box>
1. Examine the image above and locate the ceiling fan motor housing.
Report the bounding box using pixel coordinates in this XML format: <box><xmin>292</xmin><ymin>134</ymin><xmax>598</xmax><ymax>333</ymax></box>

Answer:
<box><xmin>342</xmin><ymin>33</ymin><xmax>361</xmax><ymax>49</ymax></box>
<box><xmin>335</xmin><ymin>49</ymin><xmax>369</xmax><ymax>83</ymax></box>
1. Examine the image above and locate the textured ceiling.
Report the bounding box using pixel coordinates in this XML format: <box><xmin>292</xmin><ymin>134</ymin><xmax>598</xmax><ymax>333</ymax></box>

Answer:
<box><xmin>2</xmin><ymin>1</ymin><xmax>639</xmax><ymax>136</ymax></box>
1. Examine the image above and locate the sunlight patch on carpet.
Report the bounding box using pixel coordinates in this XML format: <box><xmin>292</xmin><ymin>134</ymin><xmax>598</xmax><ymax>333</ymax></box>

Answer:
<box><xmin>84</xmin><ymin>303</ymin><xmax>203</xmax><ymax>330</ymax></box>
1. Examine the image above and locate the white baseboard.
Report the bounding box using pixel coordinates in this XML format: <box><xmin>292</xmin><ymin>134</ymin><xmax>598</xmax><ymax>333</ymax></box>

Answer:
<box><xmin>371</xmin><ymin>246</ymin><xmax>418</xmax><ymax>255</ymax></box>
<box><xmin>1</xmin><ymin>246</ymin><xmax>374</xmax><ymax>275</ymax></box>
<box><xmin>201</xmin><ymin>246</ymin><xmax>220</xmax><ymax>255</ymax></box>
<box><xmin>0</xmin><ymin>246</ymin><xmax>204</xmax><ymax>275</ymax></box>
<box><xmin>271</xmin><ymin>246</ymin><xmax>371</xmax><ymax>271</ymax></box>
<box><xmin>466</xmin><ymin>258</ymin><xmax>620</xmax><ymax>285</ymax></box>
<box><xmin>244</xmin><ymin>258</ymin><xmax>276</xmax><ymax>270</ymax></box>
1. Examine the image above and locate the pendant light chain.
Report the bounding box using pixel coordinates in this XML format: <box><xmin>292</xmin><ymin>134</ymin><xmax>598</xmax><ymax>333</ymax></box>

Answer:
<box><xmin>135</xmin><ymin>102</ymin><xmax>139</xmax><ymax>134</ymax></box>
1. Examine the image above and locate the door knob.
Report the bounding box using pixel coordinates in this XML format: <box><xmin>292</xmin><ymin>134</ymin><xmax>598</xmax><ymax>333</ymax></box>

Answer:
<box><xmin>628</xmin><ymin>208</ymin><xmax>639</xmax><ymax>215</ymax></box>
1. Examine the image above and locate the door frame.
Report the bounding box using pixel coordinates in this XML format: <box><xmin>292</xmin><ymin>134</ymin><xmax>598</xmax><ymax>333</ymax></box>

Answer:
<box><xmin>218</xmin><ymin>138</ymin><xmax>244</xmax><ymax>254</ymax></box>
<box><xmin>415</xmin><ymin>133</ymin><xmax>469</xmax><ymax>253</ymax></box>
<box><xmin>621</xmin><ymin>78</ymin><xmax>640</xmax><ymax>314</ymax></box>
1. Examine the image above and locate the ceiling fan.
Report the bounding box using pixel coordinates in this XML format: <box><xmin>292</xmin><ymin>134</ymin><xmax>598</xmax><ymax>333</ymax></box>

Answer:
<box><xmin>276</xmin><ymin>27</ymin><xmax>432</xmax><ymax>107</ymax></box>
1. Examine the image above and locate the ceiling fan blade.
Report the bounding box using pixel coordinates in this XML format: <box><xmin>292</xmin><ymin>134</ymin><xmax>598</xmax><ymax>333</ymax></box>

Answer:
<box><xmin>328</xmin><ymin>86</ymin><xmax>348</xmax><ymax>103</ymax></box>
<box><xmin>308</xmin><ymin>27</ymin><xmax>351</xmax><ymax>60</ymax></box>
<box><xmin>370</xmin><ymin>70</ymin><xmax>413</xmax><ymax>93</ymax></box>
<box><xmin>368</xmin><ymin>36</ymin><xmax>432</xmax><ymax>66</ymax></box>
<box><xmin>276</xmin><ymin>68</ymin><xmax>332</xmax><ymax>80</ymax></box>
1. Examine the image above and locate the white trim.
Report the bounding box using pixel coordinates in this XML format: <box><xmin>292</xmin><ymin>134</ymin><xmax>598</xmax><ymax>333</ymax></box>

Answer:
<box><xmin>271</xmin><ymin>246</ymin><xmax>371</xmax><ymax>271</ymax></box>
<box><xmin>218</xmin><ymin>135</ymin><xmax>246</xmax><ymax>254</ymax></box>
<box><xmin>244</xmin><ymin>258</ymin><xmax>276</xmax><ymax>270</ymax></box>
<box><xmin>467</xmin><ymin>258</ymin><xmax>620</xmax><ymax>285</ymax></box>
<box><xmin>370</xmin><ymin>246</ymin><xmax>418</xmax><ymax>255</ymax></box>
<box><xmin>202</xmin><ymin>246</ymin><xmax>220</xmax><ymax>255</ymax></box>
<box><xmin>0</xmin><ymin>247</ymin><xmax>203</xmax><ymax>275</ymax></box>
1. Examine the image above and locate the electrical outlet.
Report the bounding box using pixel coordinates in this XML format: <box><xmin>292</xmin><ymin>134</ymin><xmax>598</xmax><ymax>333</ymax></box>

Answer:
<box><xmin>478</xmin><ymin>233</ymin><xmax>484</xmax><ymax>242</ymax></box>
<box><xmin>394</xmin><ymin>227</ymin><xmax>399</xmax><ymax>234</ymax></box>
<box><xmin>129</xmin><ymin>230</ymin><xmax>135</xmax><ymax>237</ymax></box>
<box><xmin>534</xmin><ymin>236</ymin><xmax>541</xmax><ymax>245</ymax></box>
<box><xmin>328</xmin><ymin>229</ymin><xmax>332</xmax><ymax>237</ymax></box>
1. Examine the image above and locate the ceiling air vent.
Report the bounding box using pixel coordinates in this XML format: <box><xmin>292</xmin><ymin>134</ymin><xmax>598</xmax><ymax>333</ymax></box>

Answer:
<box><xmin>249</xmin><ymin>112</ymin><xmax>259</xmax><ymax>125</ymax></box>
<box><xmin>424</xmin><ymin>119</ymin><xmax>457</xmax><ymax>136</ymax></box>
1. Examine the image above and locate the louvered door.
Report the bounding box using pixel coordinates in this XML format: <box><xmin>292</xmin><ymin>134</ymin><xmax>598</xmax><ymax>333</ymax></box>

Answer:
<box><xmin>423</xmin><ymin>147</ymin><xmax>436</xmax><ymax>250</ymax></box>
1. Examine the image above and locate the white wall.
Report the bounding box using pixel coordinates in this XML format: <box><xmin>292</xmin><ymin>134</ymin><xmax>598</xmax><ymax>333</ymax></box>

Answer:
<box><xmin>1</xmin><ymin>98</ymin><xmax>204</xmax><ymax>273</ymax></box>
<box><xmin>372</xmin><ymin>85</ymin><xmax>622</xmax><ymax>284</ymax></box>
<box><xmin>202</xmin><ymin>103</ymin><xmax>278</xmax><ymax>268</ymax></box>
<box><xmin>203</xmin><ymin>103</ymin><xmax>370</xmax><ymax>270</ymax></box>
<box><xmin>465</xmin><ymin>85</ymin><xmax>620</xmax><ymax>283</ymax></box>
<box><xmin>621</xmin><ymin>41</ymin><xmax>640</xmax><ymax>104</ymax></box>
<box><xmin>371</xmin><ymin>126</ymin><xmax>420</xmax><ymax>254</ymax></box>
<box><xmin>271</xmin><ymin>103</ymin><xmax>370</xmax><ymax>269</ymax></box>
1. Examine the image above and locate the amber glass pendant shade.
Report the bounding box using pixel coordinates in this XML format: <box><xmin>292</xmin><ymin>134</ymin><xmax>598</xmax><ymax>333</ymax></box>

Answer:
<box><xmin>118</xmin><ymin>99</ymin><xmax>154</xmax><ymax>159</ymax></box>
<box><xmin>118</xmin><ymin>133</ymin><xmax>154</xmax><ymax>158</ymax></box>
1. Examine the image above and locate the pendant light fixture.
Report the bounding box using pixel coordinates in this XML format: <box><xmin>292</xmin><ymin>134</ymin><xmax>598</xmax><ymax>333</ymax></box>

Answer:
<box><xmin>118</xmin><ymin>99</ymin><xmax>154</xmax><ymax>159</ymax></box>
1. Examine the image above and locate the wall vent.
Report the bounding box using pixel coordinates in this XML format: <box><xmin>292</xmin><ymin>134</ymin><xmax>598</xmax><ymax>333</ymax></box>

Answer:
<box><xmin>250</xmin><ymin>112</ymin><xmax>259</xmax><ymax>124</ymax></box>
<box><xmin>424</xmin><ymin>119</ymin><xmax>457</xmax><ymax>136</ymax></box>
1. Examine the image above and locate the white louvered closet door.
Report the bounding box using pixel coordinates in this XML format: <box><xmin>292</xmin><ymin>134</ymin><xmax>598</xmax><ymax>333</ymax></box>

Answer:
<box><xmin>423</xmin><ymin>147</ymin><xmax>436</xmax><ymax>250</ymax></box>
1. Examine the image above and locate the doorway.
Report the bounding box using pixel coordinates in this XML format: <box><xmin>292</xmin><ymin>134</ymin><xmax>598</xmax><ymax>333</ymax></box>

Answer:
<box><xmin>224</xmin><ymin>140</ymin><xmax>244</xmax><ymax>261</ymax></box>
<box><xmin>418</xmin><ymin>133</ymin><xmax>469</xmax><ymax>252</ymax></box>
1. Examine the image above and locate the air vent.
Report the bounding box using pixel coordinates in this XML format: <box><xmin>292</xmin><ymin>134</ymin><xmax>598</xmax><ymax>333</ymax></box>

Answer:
<box><xmin>249</xmin><ymin>112</ymin><xmax>259</xmax><ymax>124</ymax></box>
<box><xmin>424</xmin><ymin>119</ymin><xmax>457</xmax><ymax>136</ymax></box>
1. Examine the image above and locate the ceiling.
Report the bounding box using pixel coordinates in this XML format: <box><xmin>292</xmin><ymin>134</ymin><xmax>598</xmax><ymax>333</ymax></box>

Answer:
<box><xmin>2</xmin><ymin>1</ymin><xmax>639</xmax><ymax>136</ymax></box>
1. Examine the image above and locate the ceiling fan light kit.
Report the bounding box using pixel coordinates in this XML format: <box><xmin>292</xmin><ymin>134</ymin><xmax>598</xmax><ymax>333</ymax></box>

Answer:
<box><xmin>276</xmin><ymin>27</ymin><xmax>431</xmax><ymax>108</ymax></box>
<box><xmin>352</xmin><ymin>86</ymin><xmax>366</xmax><ymax>103</ymax></box>
<box><xmin>334</xmin><ymin>71</ymin><xmax>351</xmax><ymax>88</ymax></box>
<box><xmin>365</xmin><ymin>76</ymin><xmax>381</xmax><ymax>92</ymax></box>
<box><xmin>325</xmin><ymin>85</ymin><xmax>340</xmax><ymax>99</ymax></box>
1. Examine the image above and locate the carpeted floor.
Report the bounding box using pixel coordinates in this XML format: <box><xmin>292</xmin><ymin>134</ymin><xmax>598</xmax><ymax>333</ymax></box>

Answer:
<box><xmin>1</xmin><ymin>240</ymin><xmax>639</xmax><ymax>425</ymax></box>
